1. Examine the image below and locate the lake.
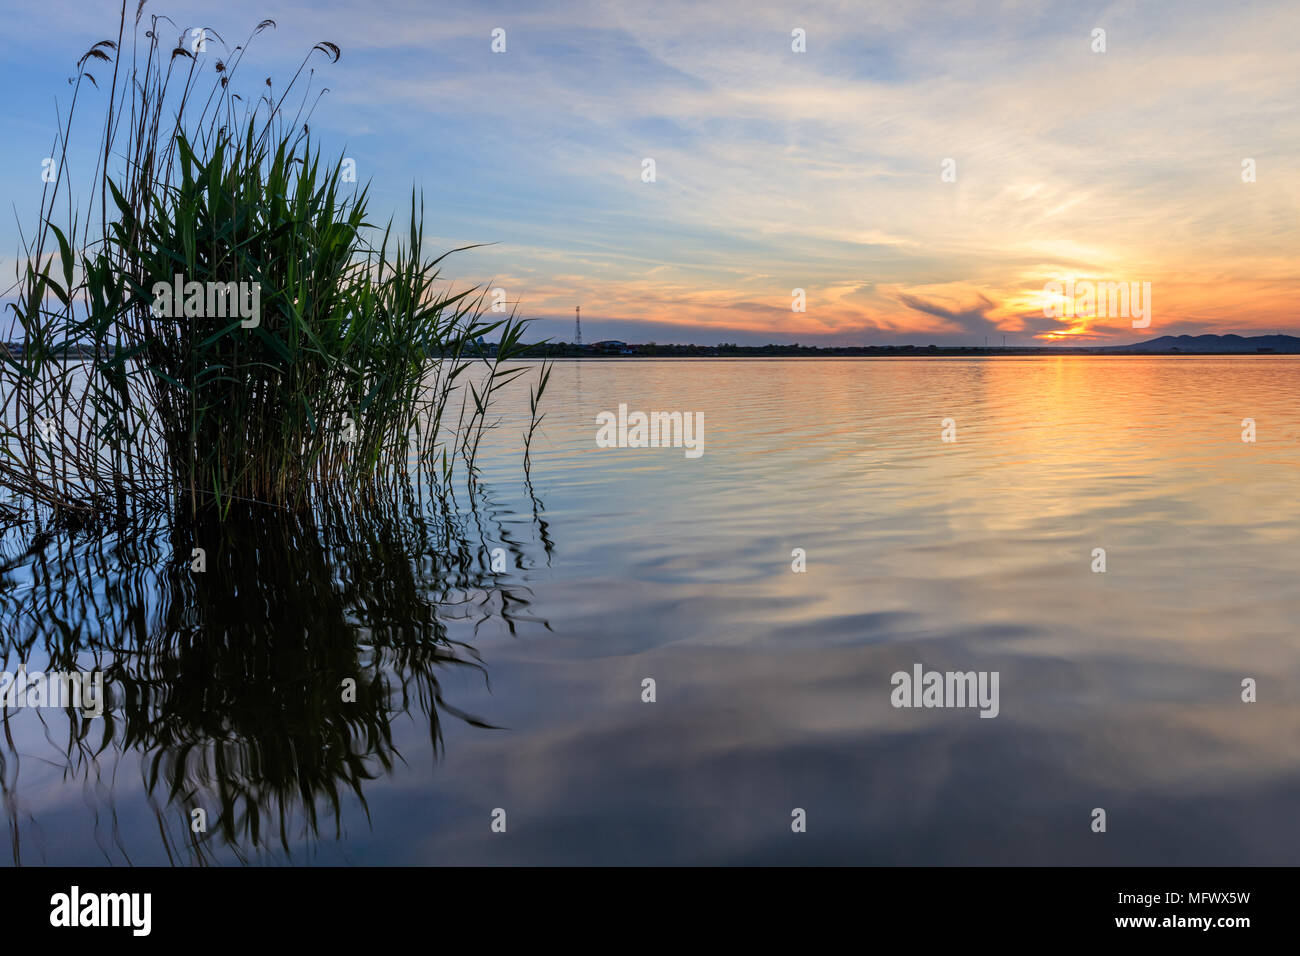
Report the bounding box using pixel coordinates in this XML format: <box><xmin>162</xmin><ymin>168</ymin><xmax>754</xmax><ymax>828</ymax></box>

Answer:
<box><xmin>2</xmin><ymin>356</ymin><xmax>1298</xmax><ymax>864</ymax></box>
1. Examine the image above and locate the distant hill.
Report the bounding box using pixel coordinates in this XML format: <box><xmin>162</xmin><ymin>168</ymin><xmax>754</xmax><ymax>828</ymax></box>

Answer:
<box><xmin>1106</xmin><ymin>334</ymin><xmax>1300</xmax><ymax>353</ymax></box>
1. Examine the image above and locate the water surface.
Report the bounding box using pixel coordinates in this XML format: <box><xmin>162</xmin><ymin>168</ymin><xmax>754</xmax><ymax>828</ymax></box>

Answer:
<box><xmin>3</xmin><ymin>356</ymin><xmax>1298</xmax><ymax>864</ymax></box>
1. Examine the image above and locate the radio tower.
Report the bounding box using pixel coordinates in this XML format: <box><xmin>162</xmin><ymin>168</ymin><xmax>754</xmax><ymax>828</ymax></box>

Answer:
<box><xmin>574</xmin><ymin>305</ymin><xmax>582</xmax><ymax>347</ymax></box>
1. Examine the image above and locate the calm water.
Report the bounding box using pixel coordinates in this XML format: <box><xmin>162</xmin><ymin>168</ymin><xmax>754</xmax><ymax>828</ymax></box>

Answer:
<box><xmin>2</xmin><ymin>356</ymin><xmax>1299</xmax><ymax>865</ymax></box>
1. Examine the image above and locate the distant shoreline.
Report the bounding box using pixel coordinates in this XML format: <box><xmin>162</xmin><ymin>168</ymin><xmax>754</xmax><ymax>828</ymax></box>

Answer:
<box><xmin>11</xmin><ymin>332</ymin><xmax>1297</xmax><ymax>362</ymax></box>
<box><xmin>503</xmin><ymin>333</ymin><xmax>1300</xmax><ymax>358</ymax></box>
<box><xmin>519</xmin><ymin>350</ymin><xmax>1298</xmax><ymax>358</ymax></box>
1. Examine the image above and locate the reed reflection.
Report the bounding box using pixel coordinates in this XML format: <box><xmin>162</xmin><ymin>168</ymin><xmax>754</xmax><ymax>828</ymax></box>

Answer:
<box><xmin>0</xmin><ymin>483</ymin><xmax>550</xmax><ymax>863</ymax></box>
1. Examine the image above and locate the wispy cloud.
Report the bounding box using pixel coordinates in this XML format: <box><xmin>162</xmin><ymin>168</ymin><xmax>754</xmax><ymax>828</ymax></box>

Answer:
<box><xmin>2</xmin><ymin>0</ymin><xmax>1297</xmax><ymax>343</ymax></box>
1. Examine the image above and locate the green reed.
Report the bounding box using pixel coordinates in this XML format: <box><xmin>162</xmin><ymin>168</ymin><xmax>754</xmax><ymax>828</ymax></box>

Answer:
<box><xmin>1</xmin><ymin>2</ymin><xmax>547</xmax><ymax>523</ymax></box>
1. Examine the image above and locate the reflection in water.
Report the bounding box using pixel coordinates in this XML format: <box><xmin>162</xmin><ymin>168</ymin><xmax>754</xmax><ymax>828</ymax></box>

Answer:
<box><xmin>0</xmin><ymin>485</ymin><xmax>550</xmax><ymax>863</ymax></box>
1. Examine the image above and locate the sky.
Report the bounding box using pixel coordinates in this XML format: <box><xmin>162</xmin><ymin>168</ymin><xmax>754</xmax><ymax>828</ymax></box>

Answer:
<box><xmin>1</xmin><ymin>0</ymin><xmax>1297</xmax><ymax>346</ymax></box>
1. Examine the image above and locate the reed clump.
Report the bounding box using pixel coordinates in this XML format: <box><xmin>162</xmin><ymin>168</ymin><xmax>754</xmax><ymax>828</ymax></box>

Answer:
<box><xmin>1</xmin><ymin>2</ymin><xmax>545</xmax><ymax>523</ymax></box>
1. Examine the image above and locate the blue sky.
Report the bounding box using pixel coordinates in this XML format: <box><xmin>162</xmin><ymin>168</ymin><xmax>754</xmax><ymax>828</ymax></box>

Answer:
<box><xmin>2</xmin><ymin>0</ymin><xmax>1298</xmax><ymax>344</ymax></box>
